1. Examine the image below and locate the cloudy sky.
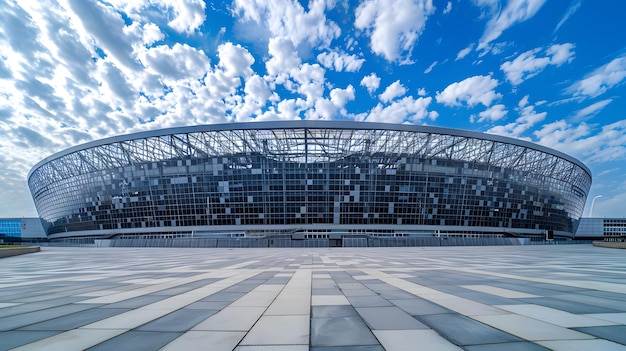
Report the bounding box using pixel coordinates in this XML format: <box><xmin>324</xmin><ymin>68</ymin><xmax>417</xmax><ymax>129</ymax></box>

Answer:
<box><xmin>1</xmin><ymin>0</ymin><xmax>625</xmax><ymax>218</ymax></box>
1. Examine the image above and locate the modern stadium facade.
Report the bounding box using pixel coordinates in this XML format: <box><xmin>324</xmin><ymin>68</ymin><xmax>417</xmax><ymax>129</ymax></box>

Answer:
<box><xmin>28</xmin><ymin>121</ymin><xmax>591</xmax><ymax>243</ymax></box>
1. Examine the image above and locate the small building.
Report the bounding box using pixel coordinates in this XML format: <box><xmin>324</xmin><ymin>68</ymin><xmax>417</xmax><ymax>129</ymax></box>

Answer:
<box><xmin>0</xmin><ymin>218</ymin><xmax>47</xmax><ymax>242</ymax></box>
<box><xmin>574</xmin><ymin>217</ymin><xmax>626</xmax><ymax>242</ymax></box>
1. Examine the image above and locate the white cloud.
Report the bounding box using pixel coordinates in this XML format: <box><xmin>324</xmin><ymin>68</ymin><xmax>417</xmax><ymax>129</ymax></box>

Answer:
<box><xmin>472</xmin><ymin>104</ymin><xmax>508</xmax><ymax>123</ymax></box>
<box><xmin>265</xmin><ymin>37</ymin><xmax>301</xmax><ymax>79</ymax></box>
<box><xmin>567</xmin><ymin>55</ymin><xmax>626</xmax><ymax>98</ymax></box>
<box><xmin>354</xmin><ymin>0</ymin><xmax>435</xmax><ymax>64</ymax></box>
<box><xmin>456</xmin><ymin>44</ymin><xmax>473</xmax><ymax>60</ymax></box>
<box><xmin>486</xmin><ymin>95</ymin><xmax>546</xmax><ymax>138</ymax></box>
<box><xmin>379</xmin><ymin>80</ymin><xmax>407</xmax><ymax>103</ymax></box>
<box><xmin>360</xmin><ymin>73</ymin><xmax>381</xmax><ymax>94</ymax></box>
<box><xmin>571</xmin><ymin>99</ymin><xmax>612</xmax><ymax>122</ymax></box>
<box><xmin>142</xmin><ymin>23</ymin><xmax>164</xmax><ymax>45</ymax></box>
<box><xmin>554</xmin><ymin>0</ymin><xmax>582</xmax><ymax>33</ymax></box>
<box><xmin>424</xmin><ymin>60</ymin><xmax>437</xmax><ymax>74</ymax></box>
<box><xmin>436</xmin><ymin>75</ymin><xmax>501</xmax><ymax>108</ymax></box>
<box><xmin>217</xmin><ymin>42</ymin><xmax>255</xmax><ymax>78</ymax></box>
<box><xmin>533</xmin><ymin>119</ymin><xmax>626</xmax><ymax>164</ymax></box>
<box><xmin>141</xmin><ymin>43</ymin><xmax>211</xmax><ymax>80</ymax></box>
<box><xmin>103</xmin><ymin>0</ymin><xmax>207</xmax><ymax>34</ymax></box>
<box><xmin>501</xmin><ymin>43</ymin><xmax>575</xmax><ymax>85</ymax></box>
<box><xmin>232</xmin><ymin>0</ymin><xmax>341</xmax><ymax>49</ymax></box>
<box><xmin>317</xmin><ymin>51</ymin><xmax>365</xmax><ymax>72</ymax></box>
<box><xmin>477</xmin><ymin>0</ymin><xmax>547</xmax><ymax>52</ymax></box>
<box><xmin>443</xmin><ymin>2</ymin><xmax>452</xmax><ymax>14</ymax></box>
<box><xmin>330</xmin><ymin>85</ymin><xmax>356</xmax><ymax>108</ymax></box>
<box><xmin>64</xmin><ymin>0</ymin><xmax>143</xmax><ymax>71</ymax></box>
<box><xmin>164</xmin><ymin>0</ymin><xmax>206</xmax><ymax>34</ymax></box>
<box><xmin>365</xmin><ymin>96</ymin><xmax>438</xmax><ymax>123</ymax></box>
<box><xmin>310</xmin><ymin>85</ymin><xmax>356</xmax><ymax>119</ymax></box>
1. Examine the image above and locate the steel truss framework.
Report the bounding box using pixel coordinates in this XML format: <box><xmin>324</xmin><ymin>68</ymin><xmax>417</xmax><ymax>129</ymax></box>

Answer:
<box><xmin>28</xmin><ymin>121</ymin><xmax>591</xmax><ymax>238</ymax></box>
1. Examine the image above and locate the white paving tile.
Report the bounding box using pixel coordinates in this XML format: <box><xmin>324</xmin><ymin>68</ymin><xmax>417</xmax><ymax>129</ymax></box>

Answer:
<box><xmin>585</xmin><ymin>313</ymin><xmax>626</xmax><ymax>324</ymax></box>
<box><xmin>389</xmin><ymin>273</ymin><xmax>414</xmax><ymax>278</ymax></box>
<box><xmin>311</xmin><ymin>295</ymin><xmax>350</xmax><ymax>306</ymax></box>
<box><xmin>252</xmin><ymin>284</ymin><xmax>284</xmax><ymax>292</ymax></box>
<box><xmin>229</xmin><ymin>291</ymin><xmax>280</xmax><ymax>307</ymax></box>
<box><xmin>496</xmin><ymin>304</ymin><xmax>618</xmax><ymax>327</ymax></box>
<box><xmin>461</xmin><ymin>285</ymin><xmax>540</xmax><ymax>298</ymax></box>
<box><xmin>9</xmin><ymin>329</ymin><xmax>126</xmax><ymax>351</ymax></box>
<box><xmin>193</xmin><ymin>306</ymin><xmax>266</xmax><ymax>331</ymax></box>
<box><xmin>373</xmin><ymin>329</ymin><xmax>463</xmax><ymax>351</ymax></box>
<box><xmin>240</xmin><ymin>315</ymin><xmax>309</xmax><ymax>345</ymax></box>
<box><xmin>160</xmin><ymin>331</ymin><xmax>246</xmax><ymax>351</ymax></box>
<box><xmin>0</xmin><ymin>302</ymin><xmax>20</xmax><ymax>308</ymax></box>
<box><xmin>265</xmin><ymin>297</ymin><xmax>310</xmax><ymax>315</ymax></box>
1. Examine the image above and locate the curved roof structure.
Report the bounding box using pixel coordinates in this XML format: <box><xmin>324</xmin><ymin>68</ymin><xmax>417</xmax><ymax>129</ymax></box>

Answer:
<box><xmin>29</xmin><ymin>120</ymin><xmax>590</xmax><ymax>190</ymax></box>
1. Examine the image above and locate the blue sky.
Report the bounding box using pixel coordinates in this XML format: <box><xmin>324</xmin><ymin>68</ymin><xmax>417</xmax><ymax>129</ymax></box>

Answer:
<box><xmin>0</xmin><ymin>0</ymin><xmax>625</xmax><ymax>218</ymax></box>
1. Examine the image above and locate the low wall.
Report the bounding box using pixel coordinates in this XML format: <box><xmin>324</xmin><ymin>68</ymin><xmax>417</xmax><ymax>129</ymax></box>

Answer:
<box><xmin>0</xmin><ymin>246</ymin><xmax>40</xmax><ymax>258</ymax></box>
<box><xmin>592</xmin><ymin>241</ymin><xmax>626</xmax><ymax>249</ymax></box>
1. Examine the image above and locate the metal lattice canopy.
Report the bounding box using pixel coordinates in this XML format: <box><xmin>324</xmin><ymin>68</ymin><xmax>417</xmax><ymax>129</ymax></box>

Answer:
<box><xmin>28</xmin><ymin>121</ymin><xmax>591</xmax><ymax>195</ymax></box>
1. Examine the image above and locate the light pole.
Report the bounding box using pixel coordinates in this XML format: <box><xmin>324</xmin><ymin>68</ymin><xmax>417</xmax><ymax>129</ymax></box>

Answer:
<box><xmin>589</xmin><ymin>195</ymin><xmax>603</xmax><ymax>217</ymax></box>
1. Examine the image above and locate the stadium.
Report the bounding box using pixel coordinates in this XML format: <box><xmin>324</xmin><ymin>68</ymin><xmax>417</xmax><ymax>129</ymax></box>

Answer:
<box><xmin>28</xmin><ymin>121</ymin><xmax>591</xmax><ymax>246</ymax></box>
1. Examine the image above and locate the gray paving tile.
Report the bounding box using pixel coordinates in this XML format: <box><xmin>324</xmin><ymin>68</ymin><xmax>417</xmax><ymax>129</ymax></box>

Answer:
<box><xmin>312</xmin><ymin>288</ymin><xmax>343</xmax><ymax>295</ymax></box>
<box><xmin>465</xmin><ymin>341</ymin><xmax>551</xmax><ymax>351</ymax></box>
<box><xmin>390</xmin><ymin>298</ymin><xmax>451</xmax><ymax>315</ymax></box>
<box><xmin>312</xmin><ymin>305</ymin><xmax>359</xmax><ymax>318</ymax></box>
<box><xmin>310</xmin><ymin>346</ymin><xmax>385</xmax><ymax>351</ymax></box>
<box><xmin>579</xmin><ymin>290</ymin><xmax>626</xmax><ymax>301</ymax></box>
<box><xmin>419</xmin><ymin>313</ymin><xmax>522</xmax><ymax>345</ymax></box>
<box><xmin>361</xmin><ymin>282</ymin><xmax>399</xmax><ymax>292</ymax></box>
<box><xmin>85</xmin><ymin>331</ymin><xmax>181</xmax><ymax>351</ymax></box>
<box><xmin>263</xmin><ymin>277</ymin><xmax>291</xmax><ymax>284</ymax></box>
<box><xmin>18</xmin><ymin>308</ymin><xmax>130</xmax><ymax>331</ymax></box>
<box><xmin>313</xmin><ymin>280</ymin><xmax>339</xmax><ymax>289</ymax></box>
<box><xmin>341</xmin><ymin>289</ymin><xmax>379</xmax><ymax>297</ymax></box>
<box><xmin>220</xmin><ymin>284</ymin><xmax>260</xmax><ymax>293</ymax></box>
<box><xmin>183</xmin><ymin>300</ymin><xmax>231</xmax><ymax>310</ymax></box>
<box><xmin>553</xmin><ymin>293</ymin><xmax>626</xmax><ymax>312</ymax></box>
<box><xmin>377</xmin><ymin>289</ymin><xmax>418</xmax><ymax>300</ymax></box>
<box><xmin>98</xmin><ymin>295</ymin><xmax>168</xmax><ymax>309</ymax></box>
<box><xmin>311</xmin><ymin>317</ymin><xmax>379</xmax><ymax>347</ymax></box>
<box><xmin>574</xmin><ymin>325</ymin><xmax>626</xmax><ymax>345</ymax></box>
<box><xmin>346</xmin><ymin>295</ymin><xmax>394</xmax><ymax>307</ymax></box>
<box><xmin>0</xmin><ymin>303</ymin><xmax>67</xmax><ymax>319</ymax></box>
<box><xmin>356</xmin><ymin>306</ymin><xmax>427</xmax><ymax>330</ymax></box>
<box><xmin>151</xmin><ymin>286</ymin><xmax>202</xmax><ymax>295</ymax></box>
<box><xmin>456</xmin><ymin>291</ymin><xmax>526</xmax><ymax>305</ymax></box>
<box><xmin>518</xmin><ymin>297</ymin><xmax>620</xmax><ymax>314</ymax></box>
<box><xmin>0</xmin><ymin>304</ymin><xmax>99</xmax><ymax>331</ymax></box>
<box><xmin>0</xmin><ymin>330</ymin><xmax>60</xmax><ymax>351</ymax></box>
<box><xmin>137</xmin><ymin>308</ymin><xmax>218</xmax><ymax>332</ymax></box>
<box><xmin>199</xmin><ymin>291</ymin><xmax>246</xmax><ymax>302</ymax></box>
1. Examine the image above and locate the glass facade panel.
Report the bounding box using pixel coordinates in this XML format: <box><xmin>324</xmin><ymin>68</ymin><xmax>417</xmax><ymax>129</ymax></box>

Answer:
<box><xmin>0</xmin><ymin>219</ymin><xmax>21</xmax><ymax>238</ymax></box>
<box><xmin>28</xmin><ymin>121</ymin><xmax>591</xmax><ymax>238</ymax></box>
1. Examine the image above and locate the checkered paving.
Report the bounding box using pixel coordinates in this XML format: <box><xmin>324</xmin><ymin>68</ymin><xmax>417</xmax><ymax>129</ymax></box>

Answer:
<box><xmin>2</xmin><ymin>246</ymin><xmax>626</xmax><ymax>350</ymax></box>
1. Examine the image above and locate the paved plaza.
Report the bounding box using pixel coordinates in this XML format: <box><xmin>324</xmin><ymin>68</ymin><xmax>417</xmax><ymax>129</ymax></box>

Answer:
<box><xmin>2</xmin><ymin>245</ymin><xmax>626</xmax><ymax>350</ymax></box>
